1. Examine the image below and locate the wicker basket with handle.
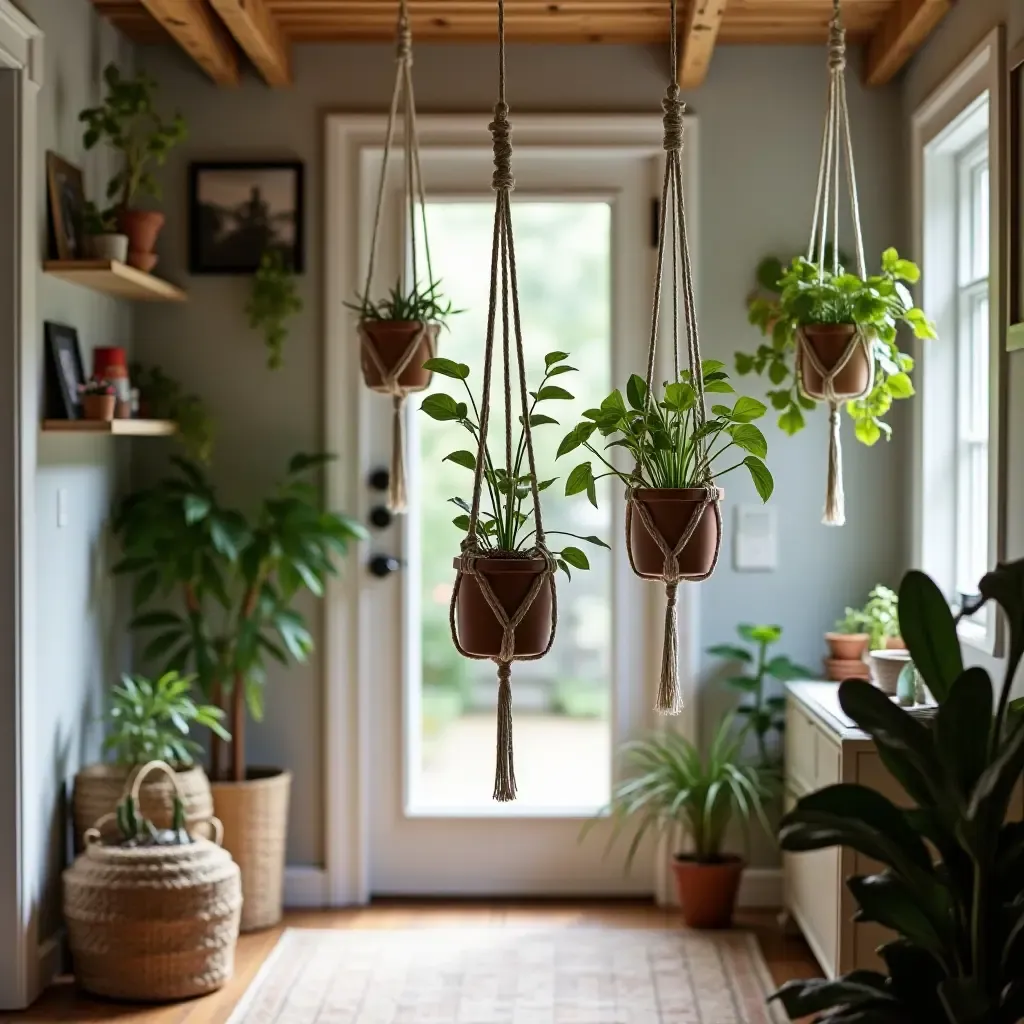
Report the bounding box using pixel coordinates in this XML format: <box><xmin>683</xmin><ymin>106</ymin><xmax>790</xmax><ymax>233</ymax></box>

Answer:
<box><xmin>63</xmin><ymin>760</ymin><xmax>243</xmax><ymax>1002</ymax></box>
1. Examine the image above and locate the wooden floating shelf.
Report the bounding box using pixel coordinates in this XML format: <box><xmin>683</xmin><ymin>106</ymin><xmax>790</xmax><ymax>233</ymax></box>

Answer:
<box><xmin>42</xmin><ymin>419</ymin><xmax>178</xmax><ymax>436</ymax></box>
<box><xmin>43</xmin><ymin>260</ymin><xmax>187</xmax><ymax>303</ymax></box>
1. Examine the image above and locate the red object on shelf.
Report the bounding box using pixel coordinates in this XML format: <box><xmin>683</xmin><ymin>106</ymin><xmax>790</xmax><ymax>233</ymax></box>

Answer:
<box><xmin>92</xmin><ymin>347</ymin><xmax>130</xmax><ymax>409</ymax></box>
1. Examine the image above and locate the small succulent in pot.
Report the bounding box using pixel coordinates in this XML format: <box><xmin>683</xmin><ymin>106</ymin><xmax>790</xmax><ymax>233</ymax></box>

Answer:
<box><xmin>82</xmin><ymin>200</ymin><xmax>128</xmax><ymax>263</ymax></box>
<box><xmin>741</xmin><ymin>248</ymin><xmax>937</xmax><ymax>445</ymax></box>
<box><xmin>79</xmin><ymin>376</ymin><xmax>117</xmax><ymax>421</ymax></box>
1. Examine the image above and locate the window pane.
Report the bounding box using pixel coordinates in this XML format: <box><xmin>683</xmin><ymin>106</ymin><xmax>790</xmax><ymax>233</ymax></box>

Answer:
<box><xmin>972</xmin><ymin>161</ymin><xmax>989</xmax><ymax>281</ymax></box>
<box><xmin>411</xmin><ymin>201</ymin><xmax>613</xmax><ymax>812</ymax></box>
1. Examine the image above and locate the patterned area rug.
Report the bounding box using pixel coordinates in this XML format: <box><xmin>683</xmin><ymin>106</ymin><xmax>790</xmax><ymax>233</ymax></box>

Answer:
<box><xmin>227</xmin><ymin>927</ymin><xmax>787</xmax><ymax>1023</ymax></box>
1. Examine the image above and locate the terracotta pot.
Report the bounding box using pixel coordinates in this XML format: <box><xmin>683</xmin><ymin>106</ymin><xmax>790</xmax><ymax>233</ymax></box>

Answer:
<box><xmin>116</xmin><ymin>209</ymin><xmax>165</xmax><ymax>270</ymax></box>
<box><xmin>627</xmin><ymin>488</ymin><xmax>721</xmax><ymax>580</ymax></box>
<box><xmin>211</xmin><ymin>768</ymin><xmax>291</xmax><ymax>932</ymax></box>
<box><xmin>825</xmin><ymin>632</ymin><xmax>869</xmax><ymax>661</ymax></box>
<box><xmin>359</xmin><ymin>320</ymin><xmax>438</xmax><ymax>392</ymax></box>
<box><xmin>453</xmin><ymin>555</ymin><xmax>553</xmax><ymax>659</ymax></box>
<box><xmin>671</xmin><ymin>855</ymin><xmax>745</xmax><ymax>929</ymax></box>
<box><xmin>885</xmin><ymin>635</ymin><xmax>906</xmax><ymax>650</ymax></box>
<box><xmin>869</xmin><ymin>649</ymin><xmax>912</xmax><ymax>697</ymax></box>
<box><xmin>824</xmin><ymin>657</ymin><xmax>870</xmax><ymax>682</ymax></box>
<box><xmin>798</xmin><ymin>323</ymin><xmax>871</xmax><ymax>399</ymax></box>
<box><xmin>82</xmin><ymin>394</ymin><xmax>116</xmax><ymax>421</ymax></box>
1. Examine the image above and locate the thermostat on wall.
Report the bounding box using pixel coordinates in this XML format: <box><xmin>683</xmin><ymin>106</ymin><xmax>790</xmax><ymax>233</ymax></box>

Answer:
<box><xmin>734</xmin><ymin>504</ymin><xmax>777</xmax><ymax>571</ymax></box>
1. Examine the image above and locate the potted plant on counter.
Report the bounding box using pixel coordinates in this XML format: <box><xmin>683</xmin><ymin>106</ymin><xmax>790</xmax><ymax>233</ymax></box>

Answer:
<box><xmin>80</xmin><ymin>62</ymin><xmax>186</xmax><ymax>272</ymax></box>
<box><xmin>585</xmin><ymin>715</ymin><xmax>771</xmax><ymax>929</ymax></box>
<box><xmin>112</xmin><ymin>454</ymin><xmax>365</xmax><ymax>930</ymax></box>
<box><xmin>82</xmin><ymin>201</ymin><xmax>128</xmax><ymax>263</ymax></box>
<box><xmin>72</xmin><ymin>671</ymin><xmax>227</xmax><ymax>851</ymax></box>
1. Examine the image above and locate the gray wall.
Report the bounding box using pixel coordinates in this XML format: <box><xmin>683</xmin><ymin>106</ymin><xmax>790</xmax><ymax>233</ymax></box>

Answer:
<box><xmin>14</xmin><ymin>0</ymin><xmax>134</xmax><ymax>944</ymax></box>
<box><xmin>136</xmin><ymin>39</ymin><xmax>906</xmax><ymax>869</ymax></box>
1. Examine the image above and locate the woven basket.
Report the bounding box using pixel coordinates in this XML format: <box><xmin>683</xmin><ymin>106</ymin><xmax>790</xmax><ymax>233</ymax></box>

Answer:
<box><xmin>211</xmin><ymin>768</ymin><xmax>291</xmax><ymax>932</ymax></box>
<box><xmin>72</xmin><ymin>762</ymin><xmax>213</xmax><ymax>853</ymax></box>
<box><xmin>63</xmin><ymin>761</ymin><xmax>242</xmax><ymax>1001</ymax></box>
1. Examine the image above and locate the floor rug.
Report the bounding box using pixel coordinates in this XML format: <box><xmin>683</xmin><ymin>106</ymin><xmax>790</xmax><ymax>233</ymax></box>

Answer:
<box><xmin>226</xmin><ymin>927</ymin><xmax>787</xmax><ymax>1023</ymax></box>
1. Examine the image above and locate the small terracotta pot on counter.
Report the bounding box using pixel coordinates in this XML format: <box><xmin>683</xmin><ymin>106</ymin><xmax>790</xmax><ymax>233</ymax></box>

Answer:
<box><xmin>117</xmin><ymin>209</ymin><xmax>165</xmax><ymax>272</ymax></box>
<box><xmin>82</xmin><ymin>394</ymin><xmax>116</xmax><ymax>421</ymax></box>
<box><xmin>627</xmin><ymin>488</ymin><xmax>722</xmax><ymax>580</ymax></box>
<box><xmin>453</xmin><ymin>555</ymin><xmax>553</xmax><ymax>659</ymax></box>
<box><xmin>798</xmin><ymin>324</ymin><xmax>871</xmax><ymax>399</ymax></box>
<box><xmin>671</xmin><ymin>855</ymin><xmax>745</xmax><ymax>929</ymax></box>
<box><xmin>824</xmin><ymin>657</ymin><xmax>870</xmax><ymax>683</ymax></box>
<box><xmin>359</xmin><ymin>320</ymin><xmax>438</xmax><ymax>392</ymax></box>
<box><xmin>825</xmin><ymin>632</ymin><xmax>869</xmax><ymax>661</ymax></box>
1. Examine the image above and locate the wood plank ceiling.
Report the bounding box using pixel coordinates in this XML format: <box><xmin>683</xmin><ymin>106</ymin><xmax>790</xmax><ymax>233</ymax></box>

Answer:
<box><xmin>89</xmin><ymin>0</ymin><xmax>953</xmax><ymax>88</ymax></box>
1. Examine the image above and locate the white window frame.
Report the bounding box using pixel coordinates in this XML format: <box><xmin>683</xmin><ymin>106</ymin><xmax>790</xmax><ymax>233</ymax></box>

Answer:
<box><xmin>911</xmin><ymin>27</ymin><xmax>1007</xmax><ymax>656</ymax></box>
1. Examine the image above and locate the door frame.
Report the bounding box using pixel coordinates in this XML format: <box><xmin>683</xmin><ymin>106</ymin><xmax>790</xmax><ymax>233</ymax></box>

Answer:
<box><xmin>0</xmin><ymin>0</ymin><xmax>42</xmax><ymax>1009</ymax></box>
<box><xmin>323</xmin><ymin>112</ymin><xmax>700</xmax><ymax>906</ymax></box>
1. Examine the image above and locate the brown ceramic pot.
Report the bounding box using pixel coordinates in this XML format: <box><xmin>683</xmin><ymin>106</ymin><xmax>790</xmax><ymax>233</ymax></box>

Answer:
<box><xmin>117</xmin><ymin>209</ymin><xmax>165</xmax><ymax>271</ymax></box>
<box><xmin>671</xmin><ymin>855</ymin><xmax>745</xmax><ymax>929</ymax></box>
<box><xmin>82</xmin><ymin>394</ymin><xmax>116</xmax><ymax>421</ymax></box>
<box><xmin>627</xmin><ymin>488</ymin><xmax>721</xmax><ymax>580</ymax></box>
<box><xmin>359</xmin><ymin>321</ymin><xmax>438</xmax><ymax>392</ymax></box>
<box><xmin>798</xmin><ymin>323</ymin><xmax>871</xmax><ymax>399</ymax></box>
<box><xmin>453</xmin><ymin>555</ymin><xmax>553</xmax><ymax>658</ymax></box>
<box><xmin>824</xmin><ymin>631</ymin><xmax>869</xmax><ymax>661</ymax></box>
<box><xmin>885</xmin><ymin>635</ymin><xmax>906</xmax><ymax>650</ymax></box>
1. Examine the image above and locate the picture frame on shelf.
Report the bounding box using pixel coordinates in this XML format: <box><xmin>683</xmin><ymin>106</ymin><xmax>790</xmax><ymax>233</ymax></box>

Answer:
<box><xmin>1010</xmin><ymin>35</ymin><xmax>1024</xmax><ymax>351</ymax></box>
<box><xmin>44</xmin><ymin>321</ymin><xmax>86</xmax><ymax>420</ymax></box>
<box><xmin>46</xmin><ymin>152</ymin><xmax>86</xmax><ymax>262</ymax></box>
<box><xmin>188</xmin><ymin>160</ymin><xmax>305</xmax><ymax>275</ymax></box>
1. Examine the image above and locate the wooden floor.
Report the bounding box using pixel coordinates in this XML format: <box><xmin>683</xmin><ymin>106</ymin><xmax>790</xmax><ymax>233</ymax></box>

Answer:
<box><xmin>15</xmin><ymin>901</ymin><xmax>821</xmax><ymax>1022</ymax></box>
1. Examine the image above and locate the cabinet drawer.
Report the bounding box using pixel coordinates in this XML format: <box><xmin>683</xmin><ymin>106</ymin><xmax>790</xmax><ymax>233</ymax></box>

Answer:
<box><xmin>786</xmin><ymin>701</ymin><xmax>817</xmax><ymax>793</ymax></box>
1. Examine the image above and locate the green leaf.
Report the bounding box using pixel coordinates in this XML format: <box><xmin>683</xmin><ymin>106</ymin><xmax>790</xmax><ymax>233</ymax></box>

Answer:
<box><xmin>703</xmin><ymin>379</ymin><xmax>736</xmax><ymax>394</ymax></box>
<box><xmin>886</xmin><ymin>372</ymin><xmax>915</xmax><ymax>399</ymax></box>
<box><xmin>529</xmin><ymin>414</ymin><xmax>559</xmax><ymax>427</ymax></box>
<box><xmin>739</xmin><ymin>624</ymin><xmax>782</xmax><ymax>643</ymax></box>
<box><xmin>728</xmin><ymin>423</ymin><xmax>768</xmax><ymax>459</ymax></box>
<box><xmin>855</xmin><ymin>417</ymin><xmax>882</xmax><ymax>446</ymax></box>
<box><xmin>729</xmin><ymin>396</ymin><xmax>768</xmax><ymax>423</ymax></box>
<box><xmin>778</xmin><ymin>405</ymin><xmax>805</xmax><ymax>435</ymax></box>
<box><xmin>706</xmin><ymin>643</ymin><xmax>753</xmax><ymax>663</ymax></box>
<box><xmin>756</xmin><ymin>256</ymin><xmax>785</xmax><ymax>293</ymax></box>
<box><xmin>935</xmin><ymin>667</ymin><xmax>993</xmax><ymax>800</ymax></box>
<box><xmin>560</xmin><ymin>546</ymin><xmax>590</xmax><ymax>570</ymax></box>
<box><xmin>626</xmin><ymin>374</ymin><xmax>648</xmax><ymax>411</ymax></box>
<box><xmin>420</xmin><ymin>393</ymin><xmax>463</xmax><ymax>421</ymax></box>
<box><xmin>534</xmin><ymin>385</ymin><xmax>574</xmax><ymax>402</ymax></box>
<box><xmin>898</xmin><ymin>570</ymin><xmax>963</xmax><ymax>703</ymax></box>
<box><xmin>742</xmin><ymin>456</ymin><xmax>774</xmax><ymax>502</ymax></box>
<box><xmin>565</xmin><ymin>462</ymin><xmax>594</xmax><ymax>498</ymax></box>
<box><xmin>422</xmin><ymin>357</ymin><xmax>470</xmax><ymax>379</ymax></box>
<box><xmin>726</xmin><ymin>675</ymin><xmax>759</xmax><ymax>693</ymax></box>
<box><xmin>443</xmin><ymin>450</ymin><xmax>477</xmax><ymax>471</ymax></box>
<box><xmin>556</xmin><ymin>423</ymin><xmax>595</xmax><ymax>459</ymax></box>
<box><xmin>183</xmin><ymin>494</ymin><xmax>211</xmax><ymax>524</ymax></box>
<box><xmin>545</xmin><ymin>351</ymin><xmax>569</xmax><ymax>367</ymax></box>
<box><xmin>664</xmin><ymin>382</ymin><xmax>695</xmax><ymax>412</ymax></box>
<box><xmin>735</xmin><ymin>351</ymin><xmax>755</xmax><ymax>375</ymax></box>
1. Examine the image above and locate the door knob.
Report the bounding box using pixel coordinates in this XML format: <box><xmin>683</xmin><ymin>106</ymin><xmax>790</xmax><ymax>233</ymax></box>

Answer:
<box><xmin>368</xmin><ymin>467</ymin><xmax>390</xmax><ymax>492</ymax></box>
<box><xmin>369</xmin><ymin>505</ymin><xmax>393</xmax><ymax>529</ymax></box>
<box><xmin>368</xmin><ymin>554</ymin><xmax>401</xmax><ymax>578</ymax></box>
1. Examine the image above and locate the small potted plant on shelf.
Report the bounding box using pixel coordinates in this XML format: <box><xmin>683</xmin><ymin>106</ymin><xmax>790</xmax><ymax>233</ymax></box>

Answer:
<box><xmin>585</xmin><ymin>715</ymin><xmax>771</xmax><ymax>929</ymax></box>
<box><xmin>825</xmin><ymin>608</ymin><xmax>871</xmax><ymax>678</ymax></box>
<box><xmin>556</xmin><ymin>361</ymin><xmax>773</xmax><ymax>579</ymax></box>
<box><xmin>82</xmin><ymin>200</ymin><xmax>128</xmax><ymax>263</ymax></box>
<box><xmin>79</xmin><ymin>62</ymin><xmax>186</xmax><ymax>272</ymax></box>
<box><xmin>72</xmin><ymin>671</ymin><xmax>228</xmax><ymax>852</ymax></box>
<box><xmin>79</xmin><ymin>376</ymin><xmax>116</xmax><ymax>421</ymax></box>
<box><xmin>247</xmin><ymin>249</ymin><xmax>303</xmax><ymax>370</ymax></box>
<box><xmin>740</xmin><ymin>248</ymin><xmax>937</xmax><ymax>445</ymax></box>
<box><xmin>420</xmin><ymin>352</ymin><xmax>608</xmax><ymax>657</ymax></box>
<box><xmin>112</xmin><ymin>454</ymin><xmax>365</xmax><ymax>931</ymax></box>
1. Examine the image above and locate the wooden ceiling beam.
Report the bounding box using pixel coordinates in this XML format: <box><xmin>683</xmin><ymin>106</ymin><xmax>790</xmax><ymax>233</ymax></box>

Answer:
<box><xmin>864</xmin><ymin>0</ymin><xmax>951</xmax><ymax>86</ymax></box>
<box><xmin>137</xmin><ymin>0</ymin><xmax>240</xmax><ymax>85</ymax></box>
<box><xmin>678</xmin><ymin>0</ymin><xmax>727</xmax><ymax>89</ymax></box>
<box><xmin>209</xmin><ymin>0</ymin><xmax>292</xmax><ymax>86</ymax></box>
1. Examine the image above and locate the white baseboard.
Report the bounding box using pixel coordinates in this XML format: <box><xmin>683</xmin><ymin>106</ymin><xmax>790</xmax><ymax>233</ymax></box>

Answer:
<box><xmin>284</xmin><ymin>866</ymin><xmax>329</xmax><ymax>908</ymax></box>
<box><xmin>36</xmin><ymin>931</ymin><xmax>62</xmax><ymax>991</ymax></box>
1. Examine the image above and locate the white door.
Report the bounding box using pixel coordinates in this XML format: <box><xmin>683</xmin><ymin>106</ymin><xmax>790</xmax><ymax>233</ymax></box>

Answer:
<box><xmin>346</xmin><ymin>116</ymin><xmax>698</xmax><ymax>897</ymax></box>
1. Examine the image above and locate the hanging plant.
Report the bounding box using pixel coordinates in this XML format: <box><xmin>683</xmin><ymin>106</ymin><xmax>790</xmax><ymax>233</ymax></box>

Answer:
<box><xmin>741</xmin><ymin>248</ymin><xmax>936</xmax><ymax>445</ymax></box>
<box><xmin>247</xmin><ymin>250</ymin><xmax>303</xmax><ymax>370</ymax></box>
<box><xmin>130</xmin><ymin>362</ymin><xmax>214</xmax><ymax>463</ymax></box>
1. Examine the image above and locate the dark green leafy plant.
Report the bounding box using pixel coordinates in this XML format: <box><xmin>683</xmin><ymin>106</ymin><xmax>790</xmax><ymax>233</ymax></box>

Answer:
<box><xmin>112</xmin><ymin>454</ymin><xmax>366</xmax><ymax>784</ymax></box>
<box><xmin>130</xmin><ymin>363</ymin><xmax>214</xmax><ymax>463</ymax></box>
<box><xmin>741</xmin><ymin>248</ymin><xmax>937</xmax><ymax>445</ymax></box>
<box><xmin>247</xmin><ymin>250</ymin><xmax>303</xmax><ymax>370</ymax></box>
<box><xmin>835</xmin><ymin>585</ymin><xmax>901</xmax><ymax>651</ymax></box>
<box><xmin>555</xmin><ymin>361</ymin><xmax>774</xmax><ymax>505</ymax></box>
<box><xmin>772</xmin><ymin>559</ymin><xmax>1024</xmax><ymax>1023</ymax></box>
<box><xmin>82</xmin><ymin>200</ymin><xmax>118</xmax><ymax>236</ymax></box>
<box><xmin>103</xmin><ymin>671</ymin><xmax>229</xmax><ymax>768</ymax></box>
<box><xmin>707</xmin><ymin>625</ymin><xmax>813</xmax><ymax>769</ymax></box>
<box><xmin>583</xmin><ymin>715</ymin><xmax>771</xmax><ymax>868</ymax></box>
<box><xmin>346</xmin><ymin>278</ymin><xmax>460</xmax><ymax>326</ymax></box>
<box><xmin>419</xmin><ymin>351</ymin><xmax>609</xmax><ymax>579</ymax></box>
<box><xmin>79</xmin><ymin>63</ymin><xmax>187</xmax><ymax>210</ymax></box>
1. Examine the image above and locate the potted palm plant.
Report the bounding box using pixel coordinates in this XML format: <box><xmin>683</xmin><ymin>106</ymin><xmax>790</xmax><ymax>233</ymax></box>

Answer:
<box><xmin>112</xmin><ymin>454</ymin><xmax>365</xmax><ymax>930</ymax></box>
<box><xmin>72</xmin><ymin>671</ymin><xmax>227</xmax><ymax>851</ymax></box>
<box><xmin>586</xmin><ymin>716</ymin><xmax>771</xmax><ymax>929</ymax></box>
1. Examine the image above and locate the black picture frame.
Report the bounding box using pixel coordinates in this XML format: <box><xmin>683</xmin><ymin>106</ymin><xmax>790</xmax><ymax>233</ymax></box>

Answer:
<box><xmin>188</xmin><ymin>160</ymin><xmax>305</xmax><ymax>275</ymax></box>
<box><xmin>44</xmin><ymin>321</ymin><xmax>86</xmax><ymax>419</ymax></box>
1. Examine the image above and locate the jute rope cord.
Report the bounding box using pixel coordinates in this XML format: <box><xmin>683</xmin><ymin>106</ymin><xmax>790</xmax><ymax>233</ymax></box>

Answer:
<box><xmin>800</xmin><ymin>0</ymin><xmax>874</xmax><ymax>526</ymax></box>
<box><xmin>623</xmin><ymin>0</ymin><xmax>721</xmax><ymax>716</ymax></box>
<box><xmin>448</xmin><ymin>0</ymin><xmax>556</xmax><ymax>802</ymax></box>
<box><xmin>360</xmin><ymin>0</ymin><xmax>434</xmax><ymax>513</ymax></box>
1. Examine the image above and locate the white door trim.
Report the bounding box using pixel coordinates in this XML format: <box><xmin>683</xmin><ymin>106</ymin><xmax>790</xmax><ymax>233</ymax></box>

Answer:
<box><xmin>0</xmin><ymin>0</ymin><xmax>42</xmax><ymax>1009</ymax></box>
<box><xmin>324</xmin><ymin>113</ymin><xmax>700</xmax><ymax>906</ymax></box>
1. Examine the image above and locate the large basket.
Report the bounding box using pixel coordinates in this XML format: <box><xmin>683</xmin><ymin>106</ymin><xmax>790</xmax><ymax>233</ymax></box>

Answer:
<box><xmin>63</xmin><ymin>761</ymin><xmax>242</xmax><ymax>1001</ymax></box>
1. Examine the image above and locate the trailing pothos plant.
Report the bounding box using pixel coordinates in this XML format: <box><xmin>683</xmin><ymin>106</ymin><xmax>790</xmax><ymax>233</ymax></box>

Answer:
<box><xmin>419</xmin><ymin>350</ymin><xmax>609</xmax><ymax>578</ymax></box>
<box><xmin>247</xmin><ymin>249</ymin><xmax>302</xmax><ymax>370</ymax></box>
<box><xmin>772</xmin><ymin>560</ymin><xmax>1024</xmax><ymax>1023</ymax></box>
<box><xmin>112</xmin><ymin>454</ymin><xmax>365</xmax><ymax>785</ymax></box>
<box><xmin>741</xmin><ymin>248</ymin><xmax>937</xmax><ymax>446</ymax></box>
<box><xmin>346</xmin><ymin>278</ymin><xmax>460</xmax><ymax>325</ymax></box>
<box><xmin>554</xmin><ymin>361</ymin><xmax>774</xmax><ymax>504</ymax></box>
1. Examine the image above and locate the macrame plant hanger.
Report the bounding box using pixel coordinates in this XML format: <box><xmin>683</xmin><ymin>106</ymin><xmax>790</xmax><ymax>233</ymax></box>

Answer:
<box><xmin>624</xmin><ymin>0</ymin><xmax>721</xmax><ymax>716</ymax></box>
<box><xmin>448</xmin><ymin>0</ymin><xmax>557</xmax><ymax>802</ymax></box>
<box><xmin>359</xmin><ymin>0</ymin><xmax>434</xmax><ymax>514</ymax></box>
<box><xmin>800</xmin><ymin>0</ymin><xmax>873</xmax><ymax>526</ymax></box>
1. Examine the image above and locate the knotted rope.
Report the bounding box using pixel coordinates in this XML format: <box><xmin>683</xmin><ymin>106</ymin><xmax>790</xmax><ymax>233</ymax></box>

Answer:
<box><xmin>624</xmin><ymin>0</ymin><xmax>721</xmax><ymax>716</ymax></box>
<box><xmin>359</xmin><ymin>0</ymin><xmax>434</xmax><ymax>514</ymax></box>
<box><xmin>448</xmin><ymin>0</ymin><xmax>557</xmax><ymax>802</ymax></box>
<box><xmin>799</xmin><ymin>0</ymin><xmax>872</xmax><ymax>526</ymax></box>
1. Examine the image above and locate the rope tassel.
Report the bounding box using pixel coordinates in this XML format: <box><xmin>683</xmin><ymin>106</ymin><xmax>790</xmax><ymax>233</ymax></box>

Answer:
<box><xmin>493</xmin><ymin>662</ymin><xmax>516</xmax><ymax>801</ymax></box>
<box><xmin>656</xmin><ymin>582</ymin><xmax>683</xmax><ymax>715</ymax></box>
<box><xmin>823</xmin><ymin>403</ymin><xmax>845</xmax><ymax>526</ymax></box>
<box><xmin>389</xmin><ymin>395</ymin><xmax>408</xmax><ymax>514</ymax></box>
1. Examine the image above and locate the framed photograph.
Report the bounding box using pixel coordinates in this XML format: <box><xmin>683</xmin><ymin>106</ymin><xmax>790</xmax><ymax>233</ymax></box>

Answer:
<box><xmin>1010</xmin><ymin>36</ymin><xmax>1024</xmax><ymax>351</ymax></box>
<box><xmin>46</xmin><ymin>152</ymin><xmax>86</xmax><ymax>261</ymax></box>
<box><xmin>188</xmin><ymin>160</ymin><xmax>305</xmax><ymax>275</ymax></box>
<box><xmin>44</xmin><ymin>321</ymin><xmax>86</xmax><ymax>419</ymax></box>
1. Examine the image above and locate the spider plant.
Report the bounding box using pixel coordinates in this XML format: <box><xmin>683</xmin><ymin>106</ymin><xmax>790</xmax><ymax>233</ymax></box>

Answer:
<box><xmin>346</xmin><ymin>277</ymin><xmax>461</xmax><ymax>325</ymax></box>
